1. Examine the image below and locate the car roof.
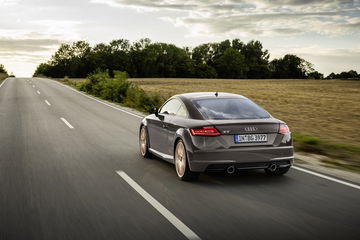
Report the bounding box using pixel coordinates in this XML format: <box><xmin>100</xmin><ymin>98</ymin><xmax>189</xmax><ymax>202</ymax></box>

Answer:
<box><xmin>175</xmin><ymin>92</ymin><xmax>247</xmax><ymax>100</ymax></box>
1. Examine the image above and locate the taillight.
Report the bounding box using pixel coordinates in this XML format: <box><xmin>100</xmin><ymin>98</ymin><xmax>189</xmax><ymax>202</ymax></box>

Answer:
<box><xmin>190</xmin><ymin>127</ymin><xmax>221</xmax><ymax>136</ymax></box>
<box><xmin>278</xmin><ymin>124</ymin><xmax>290</xmax><ymax>134</ymax></box>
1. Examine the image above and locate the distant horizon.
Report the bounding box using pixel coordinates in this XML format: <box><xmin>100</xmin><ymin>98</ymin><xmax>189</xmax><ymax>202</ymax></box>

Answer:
<box><xmin>1</xmin><ymin>0</ymin><xmax>359</xmax><ymax>77</ymax></box>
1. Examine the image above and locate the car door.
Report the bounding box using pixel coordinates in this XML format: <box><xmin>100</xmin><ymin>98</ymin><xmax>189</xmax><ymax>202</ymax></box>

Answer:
<box><xmin>147</xmin><ymin>99</ymin><xmax>181</xmax><ymax>157</ymax></box>
<box><xmin>164</xmin><ymin>102</ymin><xmax>189</xmax><ymax>157</ymax></box>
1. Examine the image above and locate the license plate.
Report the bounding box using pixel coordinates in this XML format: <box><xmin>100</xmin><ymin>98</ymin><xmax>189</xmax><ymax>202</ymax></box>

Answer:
<box><xmin>234</xmin><ymin>134</ymin><xmax>268</xmax><ymax>143</ymax></box>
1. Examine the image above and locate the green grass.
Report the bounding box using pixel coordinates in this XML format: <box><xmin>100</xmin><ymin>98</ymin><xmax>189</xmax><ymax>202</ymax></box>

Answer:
<box><xmin>59</xmin><ymin>71</ymin><xmax>164</xmax><ymax>113</ymax></box>
<box><xmin>293</xmin><ymin>133</ymin><xmax>360</xmax><ymax>172</ymax></box>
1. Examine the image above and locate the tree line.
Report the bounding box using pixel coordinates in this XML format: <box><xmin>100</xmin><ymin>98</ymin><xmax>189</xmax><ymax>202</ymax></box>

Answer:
<box><xmin>33</xmin><ymin>38</ymin><xmax>358</xmax><ymax>80</ymax></box>
<box><xmin>326</xmin><ymin>70</ymin><xmax>360</xmax><ymax>80</ymax></box>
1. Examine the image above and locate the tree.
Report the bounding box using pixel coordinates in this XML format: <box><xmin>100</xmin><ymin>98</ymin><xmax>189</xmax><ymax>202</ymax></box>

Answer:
<box><xmin>47</xmin><ymin>41</ymin><xmax>92</xmax><ymax>77</ymax></box>
<box><xmin>214</xmin><ymin>48</ymin><xmax>247</xmax><ymax>78</ymax></box>
<box><xmin>192</xmin><ymin>43</ymin><xmax>215</xmax><ymax>68</ymax></box>
<box><xmin>33</xmin><ymin>63</ymin><xmax>51</xmax><ymax>77</ymax></box>
<box><xmin>0</xmin><ymin>64</ymin><xmax>7</xmax><ymax>74</ymax></box>
<box><xmin>270</xmin><ymin>54</ymin><xmax>314</xmax><ymax>79</ymax></box>
<box><xmin>307</xmin><ymin>71</ymin><xmax>324</xmax><ymax>79</ymax></box>
<box><xmin>241</xmin><ymin>40</ymin><xmax>271</xmax><ymax>78</ymax></box>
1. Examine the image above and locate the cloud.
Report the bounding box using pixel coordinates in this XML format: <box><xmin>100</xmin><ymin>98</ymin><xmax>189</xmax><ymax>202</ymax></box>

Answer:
<box><xmin>0</xmin><ymin>37</ymin><xmax>60</xmax><ymax>76</ymax></box>
<box><xmin>0</xmin><ymin>38</ymin><xmax>60</xmax><ymax>52</ymax></box>
<box><xmin>271</xmin><ymin>45</ymin><xmax>360</xmax><ymax>57</ymax></box>
<box><xmin>0</xmin><ymin>0</ymin><xmax>20</xmax><ymax>6</ymax></box>
<box><xmin>92</xmin><ymin>0</ymin><xmax>360</xmax><ymax>37</ymax></box>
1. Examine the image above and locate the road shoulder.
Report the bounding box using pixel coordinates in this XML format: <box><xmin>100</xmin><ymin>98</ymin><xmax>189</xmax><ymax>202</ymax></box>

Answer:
<box><xmin>295</xmin><ymin>153</ymin><xmax>360</xmax><ymax>185</ymax></box>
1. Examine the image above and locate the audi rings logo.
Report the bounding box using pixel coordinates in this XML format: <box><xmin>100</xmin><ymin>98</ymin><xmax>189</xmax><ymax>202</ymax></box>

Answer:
<box><xmin>244</xmin><ymin>126</ymin><xmax>258</xmax><ymax>131</ymax></box>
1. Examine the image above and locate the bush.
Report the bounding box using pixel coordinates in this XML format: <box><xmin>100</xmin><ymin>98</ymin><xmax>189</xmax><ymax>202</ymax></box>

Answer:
<box><xmin>0</xmin><ymin>73</ymin><xmax>8</xmax><ymax>81</ymax></box>
<box><xmin>78</xmin><ymin>69</ymin><xmax>163</xmax><ymax>112</ymax></box>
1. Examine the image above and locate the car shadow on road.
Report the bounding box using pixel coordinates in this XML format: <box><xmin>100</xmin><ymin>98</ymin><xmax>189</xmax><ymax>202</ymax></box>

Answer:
<box><xmin>146</xmin><ymin>155</ymin><xmax>293</xmax><ymax>187</ymax></box>
<box><xmin>198</xmin><ymin>170</ymin><xmax>294</xmax><ymax>186</ymax></box>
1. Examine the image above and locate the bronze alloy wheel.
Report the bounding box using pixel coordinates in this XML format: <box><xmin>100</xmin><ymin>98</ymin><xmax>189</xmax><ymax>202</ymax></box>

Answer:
<box><xmin>139</xmin><ymin>126</ymin><xmax>150</xmax><ymax>158</ymax></box>
<box><xmin>174</xmin><ymin>140</ymin><xmax>198</xmax><ymax>181</ymax></box>
<box><xmin>175</xmin><ymin>141</ymin><xmax>186</xmax><ymax>178</ymax></box>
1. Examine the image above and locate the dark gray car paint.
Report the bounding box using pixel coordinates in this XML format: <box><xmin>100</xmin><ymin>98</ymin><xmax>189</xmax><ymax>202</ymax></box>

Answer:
<box><xmin>141</xmin><ymin>92</ymin><xmax>294</xmax><ymax>172</ymax></box>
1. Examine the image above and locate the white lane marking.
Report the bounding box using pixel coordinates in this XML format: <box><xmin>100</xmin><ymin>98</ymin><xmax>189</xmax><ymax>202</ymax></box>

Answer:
<box><xmin>116</xmin><ymin>171</ymin><xmax>201</xmax><ymax>240</ymax></box>
<box><xmin>0</xmin><ymin>78</ymin><xmax>7</xmax><ymax>88</ymax></box>
<box><xmin>292</xmin><ymin>166</ymin><xmax>360</xmax><ymax>190</ymax></box>
<box><xmin>60</xmin><ymin>117</ymin><xmax>74</xmax><ymax>129</ymax></box>
<box><xmin>45</xmin><ymin>100</ymin><xmax>51</xmax><ymax>106</ymax></box>
<box><xmin>52</xmin><ymin>80</ymin><xmax>143</xmax><ymax>119</ymax></box>
<box><xmin>37</xmin><ymin>90</ymin><xmax>41</xmax><ymax>94</ymax></box>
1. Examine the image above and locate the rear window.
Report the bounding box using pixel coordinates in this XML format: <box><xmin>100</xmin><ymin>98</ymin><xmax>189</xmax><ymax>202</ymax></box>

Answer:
<box><xmin>192</xmin><ymin>98</ymin><xmax>270</xmax><ymax>120</ymax></box>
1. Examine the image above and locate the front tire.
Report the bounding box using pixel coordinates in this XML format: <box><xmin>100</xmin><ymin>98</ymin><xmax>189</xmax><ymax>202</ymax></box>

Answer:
<box><xmin>174</xmin><ymin>140</ymin><xmax>199</xmax><ymax>181</ymax></box>
<box><xmin>139</xmin><ymin>126</ymin><xmax>151</xmax><ymax>158</ymax></box>
<box><xmin>265</xmin><ymin>166</ymin><xmax>290</xmax><ymax>176</ymax></box>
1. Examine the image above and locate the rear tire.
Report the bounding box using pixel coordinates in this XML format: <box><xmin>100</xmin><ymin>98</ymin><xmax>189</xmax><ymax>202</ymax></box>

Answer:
<box><xmin>174</xmin><ymin>140</ymin><xmax>199</xmax><ymax>181</ymax></box>
<box><xmin>265</xmin><ymin>166</ymin><xmax>290</xmax><ymax>176</ymax></box>
<box><xmin>139</xmin><ymin>126</ymin><xmax>151</xmax><ymax>158</ymax></box>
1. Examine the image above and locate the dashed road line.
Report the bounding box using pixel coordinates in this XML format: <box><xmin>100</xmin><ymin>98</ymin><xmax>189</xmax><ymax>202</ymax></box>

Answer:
<box><xmin>60</xmin><ymin>117</ymin><xmax>74</xmax><ymax>129</ymax></box>
<box><xmin>45</xmin><ymin>100</ymin><xmax>51</xmax><ymax>106</ymax></box>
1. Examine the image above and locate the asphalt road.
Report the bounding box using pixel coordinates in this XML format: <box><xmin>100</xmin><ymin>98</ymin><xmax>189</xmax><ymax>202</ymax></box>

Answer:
<box><xmin>1</xmin><ymin>77</ymin><xmax>359</xmax><ymax>240</ymax></box>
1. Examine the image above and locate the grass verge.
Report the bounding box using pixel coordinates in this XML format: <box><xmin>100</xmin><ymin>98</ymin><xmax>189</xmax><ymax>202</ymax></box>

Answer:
<box><xmin>293</xmin><ymin>133</ymin><xmax>360</xmax><ymax>172</ymax></box>
<box><xmin>60</xmin><ymin>71</ymin><xmax>164</xmax><ymax>113</ymax></box>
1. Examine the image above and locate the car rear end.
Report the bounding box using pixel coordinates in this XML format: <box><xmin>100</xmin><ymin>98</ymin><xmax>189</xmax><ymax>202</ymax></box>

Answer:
<box><xmin>183</xmin><ymin>95</ymin><xmax>294</xmax><ymax>173</ymax></box>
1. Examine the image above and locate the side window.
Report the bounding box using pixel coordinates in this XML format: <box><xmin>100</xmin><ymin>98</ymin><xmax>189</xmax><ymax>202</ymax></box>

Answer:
<box><xmin>176</xmin><ymin>104</ymin><xmax>188</xmax><ymax>118</ymax></box>
<box><xmin>159</xmin><ymin>99</ymin><xmax>181</xmax><ymax>115</ymax></box>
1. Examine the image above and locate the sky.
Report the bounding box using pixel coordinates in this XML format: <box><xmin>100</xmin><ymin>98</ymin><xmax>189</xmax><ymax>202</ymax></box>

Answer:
<box><xmin>0</xmin><ymin>0</ymin><xmax>359</xmax><ymax>77</ymax></box>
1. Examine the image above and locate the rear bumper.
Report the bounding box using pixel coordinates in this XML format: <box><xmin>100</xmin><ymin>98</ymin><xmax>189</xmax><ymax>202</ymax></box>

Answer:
<box><xmin>187</xmin><ymin>146</ymin><xmax>294</xmax><ymax>172</ymax></box>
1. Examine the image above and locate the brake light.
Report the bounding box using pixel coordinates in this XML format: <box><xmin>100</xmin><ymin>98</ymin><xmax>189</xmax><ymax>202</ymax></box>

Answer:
<box><xmin>190</xmin><ymin>127</ymin><xmax>221</xmax><ymax>136</ymax></box>
<box><xmin>278</xmin><ymin>124</ymin><xmax>290</xmax><ymax>134</ymax></box>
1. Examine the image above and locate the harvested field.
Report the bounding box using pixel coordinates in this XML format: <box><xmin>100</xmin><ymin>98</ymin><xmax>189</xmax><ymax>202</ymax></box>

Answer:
<box><xmin>130</xmin><ymin>78</ymin><xmax>360</xmax><ymax>147</ymax></box>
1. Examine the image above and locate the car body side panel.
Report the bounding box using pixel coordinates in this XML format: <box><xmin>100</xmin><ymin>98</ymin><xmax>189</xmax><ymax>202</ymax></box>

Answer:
<box><xmin>146</xmin><ymin>114</ymin><xmax>174</xmax><ymax>154</ymax></box>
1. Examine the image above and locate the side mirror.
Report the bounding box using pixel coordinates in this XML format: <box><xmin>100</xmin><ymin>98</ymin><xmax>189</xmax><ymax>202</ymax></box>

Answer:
<box><xmin>148</xmin><ymin>107</ymin><xmax>158</xmax><ymax>116</ymax></box>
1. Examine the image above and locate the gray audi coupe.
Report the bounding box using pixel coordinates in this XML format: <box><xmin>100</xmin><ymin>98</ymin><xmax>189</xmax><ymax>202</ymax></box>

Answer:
<box><xmin>139</xmin><ymin>92</ymin><xmax>293</xmax><ymax>181</ymax></box>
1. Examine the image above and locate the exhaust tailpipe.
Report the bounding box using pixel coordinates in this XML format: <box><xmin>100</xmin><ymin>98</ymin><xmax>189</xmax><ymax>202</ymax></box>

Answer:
<box><xmin>268</xmin><ymin>163</ymin><xmax>277</xmax><ymax>172</ymax></box>
<box><xmin>226</xmin><ymin>165</ymin><xmax>236</xmax><ymax>175</ymax></box>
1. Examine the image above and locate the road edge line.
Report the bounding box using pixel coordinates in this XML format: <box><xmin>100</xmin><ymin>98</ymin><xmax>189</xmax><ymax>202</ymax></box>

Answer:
<box><xmin>292</xmin><ymin>166</ymin><xmax>360</xmax><ymax>190</ymax></box>
<box><xmin>49</xmin><ymin>79</ymin><xmax>143</xmax><ymax>119</ymax></box>
<box><xmin>0</xmin><ymin>78</ymin><xmax>8</xmax><ymax>88</ymax></box>
<box><xmin>116</xmin><ymin>171</ymin><xmax>201</xmax><ymax>240</ymax></box>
